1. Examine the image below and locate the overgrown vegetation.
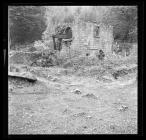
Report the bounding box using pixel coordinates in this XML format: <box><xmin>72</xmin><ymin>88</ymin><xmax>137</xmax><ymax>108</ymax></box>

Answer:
<box><xmin>43</xmin><ymin>6</ymin><xmax>137</xmax><ymax>43</ymax></box>
<box><xmin>9</xmin><ymin>6</ymin><xmax>47</xmax><ymax>48</ymax></box>
<box><xmin>8</xmin><ymin>6</ymin><xmax>137</xmax><ymax>70</ymax></box>
<box><xmin>8</xmin><ymin>6</ymin><xmax>137</xmax><ymax>49</ymax></box>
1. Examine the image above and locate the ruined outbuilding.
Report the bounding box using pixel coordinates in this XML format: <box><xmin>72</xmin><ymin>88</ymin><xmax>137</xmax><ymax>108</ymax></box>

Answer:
<box><xmin>61</xmin><ymin>20</ymin><xmax>114</xmax><ymax>57</ymax></box>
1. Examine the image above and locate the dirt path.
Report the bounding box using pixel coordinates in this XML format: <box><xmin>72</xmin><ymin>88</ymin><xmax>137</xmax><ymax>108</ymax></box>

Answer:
<box><xmin>8</xmin><ymin>68</ymin><xmax>137</xmax><ymax>134</ymax></box>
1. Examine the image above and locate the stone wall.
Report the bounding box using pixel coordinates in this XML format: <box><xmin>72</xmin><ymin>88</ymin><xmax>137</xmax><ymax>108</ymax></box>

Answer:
<box><xmin>99</xmin><ymin>25</ymin><xmax>113</xmax><ymax>54</ymax></box>
<box><xmin>71</xmin><ymin>21</ymin><xmax>113</xmax><ymax>55</ymax></box>
<box><xmin>60</xmin><ymin>20</ymin><xmax>113</xmax><ymax>58</ymax></box>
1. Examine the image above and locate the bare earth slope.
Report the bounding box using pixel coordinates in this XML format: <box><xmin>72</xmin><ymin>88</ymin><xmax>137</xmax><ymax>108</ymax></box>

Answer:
<box><xmin>8</xmin><ymin>66</ymin><xmax>137</xmax><ymax>134</ymax></box>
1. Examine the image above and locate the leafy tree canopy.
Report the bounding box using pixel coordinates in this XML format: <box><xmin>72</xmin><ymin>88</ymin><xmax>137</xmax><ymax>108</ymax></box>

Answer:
<box><xmin>9</xmin><ymin>6</ymin><xmax>47</xmax><ymax>47</ymax></box>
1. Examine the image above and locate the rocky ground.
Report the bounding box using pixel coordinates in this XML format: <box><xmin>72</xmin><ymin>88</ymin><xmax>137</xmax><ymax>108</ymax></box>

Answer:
<box><xmin>8</xmin><ymin>61</ymin><xmax>137</xmax><ymax>134</ymax></box>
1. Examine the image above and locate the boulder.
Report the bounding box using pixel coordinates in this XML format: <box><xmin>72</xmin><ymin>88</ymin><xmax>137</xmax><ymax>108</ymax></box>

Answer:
<box><xmin>73</xmin><ymin>89</ymin><xmax>82</xmax><ymax>95</ymax></box>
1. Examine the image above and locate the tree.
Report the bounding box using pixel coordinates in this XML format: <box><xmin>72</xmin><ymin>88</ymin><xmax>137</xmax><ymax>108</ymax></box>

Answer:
<box><xmin>101</xmin><ymin>6</ymin><xmax>137</xmax><ymax>42</ymax></box>
<box><xmin>9</xmin><ymin>6</ymin><xmax>47</xmax><ymax>48</ymax></box>
<box><xmin>79</xmin><ymin>6</ymin><xmax>107</xmax><ymax>23</ymax></box>
<box><xmin>42</xmin><ymin>6</ymin><xmax>75</xmax><ymax>42</ymax></box>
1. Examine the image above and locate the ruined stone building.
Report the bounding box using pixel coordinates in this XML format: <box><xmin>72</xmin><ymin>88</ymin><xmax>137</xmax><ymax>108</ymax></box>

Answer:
<box><xmin>70</xmin><ymin>20</ymin><xmax>114</xmax><ymax>56</ymax></box>
<box><xmin>59</xmin><ymin>20</ymin><xmax>136</xmax><ymax>58</ymax></box>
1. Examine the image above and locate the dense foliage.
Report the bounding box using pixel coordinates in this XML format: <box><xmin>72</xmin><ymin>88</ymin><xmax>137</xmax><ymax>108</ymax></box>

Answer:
<box><xmin>101</xmin><ymin>6</ymin><xmax>137</xmax><ymax>42</ymax></box>
<box><xmin>9</xmin><ymin>6</ymin><xmax>47</xmax><ymax>48</ymax></box>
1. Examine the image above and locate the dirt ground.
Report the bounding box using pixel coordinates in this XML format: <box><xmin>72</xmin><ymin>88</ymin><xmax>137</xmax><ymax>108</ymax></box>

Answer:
<box><xmin>8</xmin><ymin>65</ymin><xmax>137</xmax><ymax>134</ymax></box>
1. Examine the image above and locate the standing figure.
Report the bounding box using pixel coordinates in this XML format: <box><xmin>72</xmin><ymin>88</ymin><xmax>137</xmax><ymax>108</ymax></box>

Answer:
<box><xmin>98</xmin><ymin>49</ymin><xmax>105</xmax><ymax>60</ymax></box>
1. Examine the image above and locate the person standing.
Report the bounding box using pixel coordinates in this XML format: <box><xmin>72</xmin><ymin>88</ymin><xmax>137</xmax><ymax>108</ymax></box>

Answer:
<box><xmin>98</xmin><ymin>49</ymin><xmax>105</xmax><ymax>60</ymax></box>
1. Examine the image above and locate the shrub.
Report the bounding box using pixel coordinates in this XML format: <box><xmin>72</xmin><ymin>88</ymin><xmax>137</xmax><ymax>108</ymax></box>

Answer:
<box><xmin>33</xmin><ymin>40</ymin><xmax>48</xmax><ymax>51</ymax></box>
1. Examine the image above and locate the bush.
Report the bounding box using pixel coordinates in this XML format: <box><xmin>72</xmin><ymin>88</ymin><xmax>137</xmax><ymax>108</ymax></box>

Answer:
<box><xmin>28</xmin><ymin>47</ymin><xmax>37</xmax><ymax>52</ymax></box>
<box><xmin>34</xmin><ymin>40</ymin><xmax>48</xmax><ymax>51</ymax></box>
